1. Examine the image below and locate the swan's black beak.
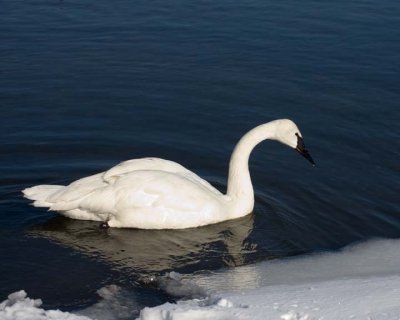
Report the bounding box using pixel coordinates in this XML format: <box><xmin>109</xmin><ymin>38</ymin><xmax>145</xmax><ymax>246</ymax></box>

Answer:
<box><xmin>295</xmin><ymin>133</ymin><xmax>316</xmax><ymax>166</ymax></box>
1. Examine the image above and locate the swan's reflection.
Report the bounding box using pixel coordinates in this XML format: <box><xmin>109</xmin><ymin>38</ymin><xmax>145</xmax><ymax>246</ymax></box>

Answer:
<box><xmin>29</xmin><ymin>213</ymin><xmax>257</xmax><ymax>277</ymax></box>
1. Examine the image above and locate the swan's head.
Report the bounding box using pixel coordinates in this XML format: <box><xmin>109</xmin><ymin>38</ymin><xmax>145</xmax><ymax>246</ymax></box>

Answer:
<box><xmin>274</xmin><ymin>119</ymin><xmax>316</xmax><ymax>166</ymax></box>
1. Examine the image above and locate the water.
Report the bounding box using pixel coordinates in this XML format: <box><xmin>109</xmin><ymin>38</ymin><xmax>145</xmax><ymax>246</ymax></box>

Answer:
<box><xmin>1</xmin><ymin>0</ymin><xmax>399</xmax><ymax>315</ymax></box>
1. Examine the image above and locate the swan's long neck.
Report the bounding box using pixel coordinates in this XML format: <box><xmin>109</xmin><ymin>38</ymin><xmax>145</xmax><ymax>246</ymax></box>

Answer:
<box><xmin>226</xmin><ymin>122</ymin><xmax>278</xmax><ymax>218</ymax></box>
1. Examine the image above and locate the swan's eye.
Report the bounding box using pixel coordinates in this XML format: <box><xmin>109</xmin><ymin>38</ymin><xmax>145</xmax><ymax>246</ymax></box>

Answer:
<box><xmin>295</xmin><ymin>133</ymin><xmax>299</xmax><ymax>137</ymax></box>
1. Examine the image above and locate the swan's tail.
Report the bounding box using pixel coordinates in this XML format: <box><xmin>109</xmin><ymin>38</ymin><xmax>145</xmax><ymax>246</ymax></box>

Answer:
<box><xmin>22</xmin><ymin>185</ymin><xmax>65</xmax><ymax>208</ymax></box>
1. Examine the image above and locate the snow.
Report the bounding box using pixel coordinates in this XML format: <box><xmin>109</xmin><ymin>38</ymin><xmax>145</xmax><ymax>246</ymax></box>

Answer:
<box><xmin>138</xmin><ymin>274</ymin><xmax>400</xmax><ymax>320</ymax></box>
<box><xmin>138</xmin><ymin>238</ymin><xmax>400</xmax><ymax>320</ymax></box>
<box><xmin>0</xmin><ymin>290</ymin><xmax>90</xmax><ymax>320</ymax></box>
<box><xmin>2</xmin><ymin>239</ymin><xmax>400</xmax><ymax>320</ymax></box>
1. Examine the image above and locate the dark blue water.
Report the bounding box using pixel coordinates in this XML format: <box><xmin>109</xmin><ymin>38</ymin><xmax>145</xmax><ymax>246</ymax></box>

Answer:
<box><xmin>1</xmin><ymin>0</ymin><xmax>399</xmax><ymax>315</ymax></box>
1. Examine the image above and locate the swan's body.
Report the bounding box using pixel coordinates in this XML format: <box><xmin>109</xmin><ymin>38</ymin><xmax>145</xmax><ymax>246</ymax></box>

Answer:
<box><xmin>23</xmin><ymin>119</ymin><xmax>314</xmax><ymax>229</ymax></box>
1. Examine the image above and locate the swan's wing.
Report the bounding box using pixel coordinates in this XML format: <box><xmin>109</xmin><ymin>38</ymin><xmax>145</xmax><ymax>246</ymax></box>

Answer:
<box><xmin>46</xmin><ymin>158</ymin><xmax>193</xmax><ymax>204</ymax></box>
<box><xmin>77</xmin><ymin>170</ymin><xmax>225</xmax><ymax>229</ymax></box>
<box><xmin>103</xmin><ymin>158</ymin><xmax>222</xmax><ymax>196</ymax></box>
<box><xmin>46</xmin><ymin>172</ymin><xmax>107</xmax><ymax>203</ymax></box>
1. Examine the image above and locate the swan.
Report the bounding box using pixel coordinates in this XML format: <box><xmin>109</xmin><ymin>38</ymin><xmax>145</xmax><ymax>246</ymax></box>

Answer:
<box><xmin>23</xmin><ymin>119</ymin><xmax>315</xmax><ymax>229</ymax></box>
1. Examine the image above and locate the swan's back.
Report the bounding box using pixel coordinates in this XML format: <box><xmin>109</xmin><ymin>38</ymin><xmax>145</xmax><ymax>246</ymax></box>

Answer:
<box><xmin>103</xmin><ymin>158</ymin><xmax>221</xmax><ymax>195</ymax></box>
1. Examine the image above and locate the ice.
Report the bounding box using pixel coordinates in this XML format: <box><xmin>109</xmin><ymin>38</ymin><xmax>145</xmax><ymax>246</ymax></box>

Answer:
<box><xmin>137</xmin><ymin>274</ymin><xmax>400</xmax><ymax>320</ymax></box>
<box><xmin>280</xmin><ymin>311</ymin><xmax>310</xmax><ymax>320</ymax></box>
<box><xmin>155</xmin><ymin>272</ymin><xmax>207</xmax><ymax>299</ymax></box>
<box><xmin>0</xmin><ymin>286</ymin><xmax>140</xmax><ymax>320</ymax></box>
<box><xmin>0</xmin><ymin>290</ymin><xmax>90</xmax><ymax>320</ymax></box>
<box><xmin>137</xmin><ymin>238</ymin><xmax>400</xmax><ymax>320</ymax></box>
<box><xmin>3</xmin><ymin>238</ymin><xmax>400</xmax><ymax>320</ymax></box>
<box><xmin>77</xmin><ymin>285</ymin><xmax>140</xmax><ymax>320</ymax></box>
<box><xmin>187</xmin><ymin>238</ymin><xmax>400</xmax><ymax>291</ymax></box>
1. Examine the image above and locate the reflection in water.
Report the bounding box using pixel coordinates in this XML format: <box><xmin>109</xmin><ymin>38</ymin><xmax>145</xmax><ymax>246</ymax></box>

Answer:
<box><xmin>29</xmin><ymin>214</ymin><xmax>258</xmax><ymax>279</ymax></box>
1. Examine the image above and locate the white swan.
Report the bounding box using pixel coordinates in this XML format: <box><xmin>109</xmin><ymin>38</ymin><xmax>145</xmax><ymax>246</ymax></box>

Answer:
<box><xmin>23</xmin><ymin>119</ymin><xmax>315</xmax><ymax>229</ymax></box>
